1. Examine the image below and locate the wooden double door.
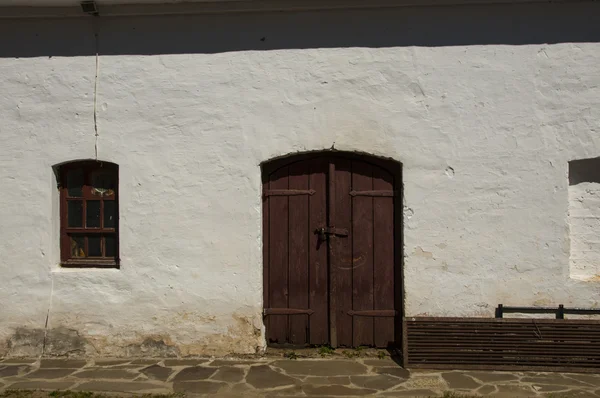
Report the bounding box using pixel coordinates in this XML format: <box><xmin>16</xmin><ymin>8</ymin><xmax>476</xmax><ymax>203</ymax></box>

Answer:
<box><xmin>263</xmin><ymin>153</ymin><xmax>402</xmax><ymax>348</ymax></box>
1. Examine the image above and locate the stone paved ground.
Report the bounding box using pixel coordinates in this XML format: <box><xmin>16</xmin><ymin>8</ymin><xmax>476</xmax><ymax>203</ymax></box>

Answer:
<box><xmin>1</xmin><ymin>357</ymin><xmax>600</xmax><ymax>397</ymax></box>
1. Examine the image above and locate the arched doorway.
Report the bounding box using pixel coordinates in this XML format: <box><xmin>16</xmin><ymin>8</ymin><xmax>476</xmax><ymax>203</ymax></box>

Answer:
<box><xmin>262</xmin><ymin>151</ymin><xmax>403</xmax><ymax>349</ymax></box>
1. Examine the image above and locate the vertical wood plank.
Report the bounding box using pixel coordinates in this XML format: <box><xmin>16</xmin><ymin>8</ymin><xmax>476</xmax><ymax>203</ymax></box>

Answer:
<box><xmin>288</xmin><ymin>162</ymin><xmax>310</xmax><ymax>345</ymax></box>
<box><xmin>328</xmin><ymin>161</ymin><xmax>338</xmax><ymax>348</ymax></box>
<box><xmin>268</xmin><ymin>166</ymin><xmax>289</xmax><ymax>344</ymax></box>
<box><xmin>309</xmin><ymin>158</ymin><xmax>329</xmax><ymax>345</ymax></box>
<box><xmin>351</xmin><ymin>161</ymin><xmax>374</xmax><ymax>347</ymax></box>
<box><xmin>333</xmin><ymin>158</ymin><xmax>353</xmax><ymax>347</ymax></box>
<box><xmin>262</xmin><ymin>173</ymin><xmax>270</xmax><ymax>342</ymax></box>
<box><xmin>373</xmin><ymin>167</ymin><xmax>395</xmax><ymax>347</ymax></box>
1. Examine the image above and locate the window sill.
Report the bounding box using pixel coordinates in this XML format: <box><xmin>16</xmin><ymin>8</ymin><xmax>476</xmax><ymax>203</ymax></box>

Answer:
<box><xmin>60</xmin><ymin>259</ymin><xmax>119</xmax><ymax>269</ymax></box>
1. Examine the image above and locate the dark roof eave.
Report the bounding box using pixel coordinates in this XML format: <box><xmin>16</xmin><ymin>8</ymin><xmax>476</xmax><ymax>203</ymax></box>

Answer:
<box><xmin>0</xmin><ymin>0</ymin><xmax>593</xmax><ymax>18</ymax></box>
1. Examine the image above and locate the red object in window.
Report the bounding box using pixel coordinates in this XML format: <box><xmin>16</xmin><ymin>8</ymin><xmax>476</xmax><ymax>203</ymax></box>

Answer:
<box><xmin>59</xmin><ymin>161</ymin><xmax>119</xmax><ymax>268</ymax></box>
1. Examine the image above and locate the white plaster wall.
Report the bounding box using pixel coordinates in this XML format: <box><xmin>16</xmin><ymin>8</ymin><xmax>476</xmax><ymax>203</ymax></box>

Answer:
<box><xmin>1</xmin><ymin>3</ymin><xmax>600</xmax><ymax>356</ymax></box>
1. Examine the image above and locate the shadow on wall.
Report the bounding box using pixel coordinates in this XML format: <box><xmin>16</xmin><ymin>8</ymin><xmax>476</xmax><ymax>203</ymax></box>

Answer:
<box><xmin>0</xmin><ymin>2</ymin><xmax>599</xmax><ymax>58</ymax></box>
<box><xmin>569</xmin><ymin>157</ymin><xmax>600</xmax><ymax>185</ymax></box>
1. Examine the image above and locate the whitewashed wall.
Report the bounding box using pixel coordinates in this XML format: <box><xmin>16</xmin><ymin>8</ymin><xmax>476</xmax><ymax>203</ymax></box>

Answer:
<box><xmin>1</xmin><ymin>2</ymin><xmax>600</xmax><ymax>357</ymax></box>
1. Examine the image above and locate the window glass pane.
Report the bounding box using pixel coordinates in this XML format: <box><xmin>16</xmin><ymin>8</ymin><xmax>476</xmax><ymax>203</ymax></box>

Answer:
<box><xmin>66</xmin><ymin>169</ymin><xmax>83</xmax><ymax>197</ymax></box>
<box><xmin>70</xmin><ymin>235</ymin><xmax>85</xmax><ymax>257</ymax></box>
<box><xmin>67</xmin><ymin>201</ymin><xmax>83</xmax><ymax>227</ymax></box>
<box><xmin>105</xmin><ymin>235</ymin><xmax>116</xmax><ymax>257</ymax></box>
<box><xmin>104</xmin><ymin>201</ymin><xmax>116</xmax><ymax>228</ymax></box>
<box><xmin>91</xmin><ymin>171</ymin><xmax>116</xmax><ymax>197</ymax></box>
<box><xmin>88</xmin><ymin>236</ymin><xmax>102</xmax><ymax>257</ymax></box>
<box><xmin>86</xmin><ymin>201</ymin><xmax>100</xmax><ymax>228</ymax></box>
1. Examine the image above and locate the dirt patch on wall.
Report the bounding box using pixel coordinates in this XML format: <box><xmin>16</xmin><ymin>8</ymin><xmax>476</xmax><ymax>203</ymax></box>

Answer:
<box><xmin>5</xmin><ymin>327</ymin><xmax>92</xmax><ymax>357</ymax></box>
<box><xmin>176</xmin><ymin>314</ymin><xmax>264</xmax><ymax>357</ymax></box>
<box><xmin>125</xmin><ymin>337</ymin><xmax>180</xmax><ymax>357</ymax></box>
<box><xmin>3</xmin><ymin>313</ymin><xmax>264</xmax><ymax>358</ymax></box>
<box><xmin>5</xmin><ymin>328</ymin><xmax>44</xmax><ymax>357</ymax></box>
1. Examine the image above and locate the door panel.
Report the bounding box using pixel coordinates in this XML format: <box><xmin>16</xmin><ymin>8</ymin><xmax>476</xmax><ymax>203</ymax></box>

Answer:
<box><xmin>308</xmin><ymin>159</ymin><xmax>329</xmax><ymax>345</ymax></box>
<box><xmin>332</xmin><ymin>158</ymin><xmax>353</xmax><ymax>348</ymax></box>
<box><xmin>373</xmin><ymin>167</ymin><xmax>396</xmax><ymax>347</ymax></box>
<box><xmin>331</xmin><ymin>159</ymin><xmax>397</xmax><ymax>348</ymax></box>
<box><xmin>264</xmin><ymin>159</ymin><xmax>328</xmax><ymax>346</ymax></box>
<box><xmin>267</xmin><ymin>166</ymin><xmax>290</xmax><ymax>345</ymax></box>
<box><xmin>351</xmin><ymin>161</ymin><xmax>375</xmax><ymax>347</ymax></box>
<box><xmin>288</xmin><ymin>163</ymin><xmax>310</xmax><ymax>345</ymax></box>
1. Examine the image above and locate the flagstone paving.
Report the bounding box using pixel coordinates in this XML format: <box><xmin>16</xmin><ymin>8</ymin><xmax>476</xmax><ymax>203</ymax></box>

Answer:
<box><xmin>1</xmin><ymin>357</ymin><xmax>600</xmax><ymax>397</ymax></box>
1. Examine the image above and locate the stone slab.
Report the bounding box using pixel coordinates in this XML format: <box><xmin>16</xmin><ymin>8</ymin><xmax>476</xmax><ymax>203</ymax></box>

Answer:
<box><xmin>374</xmin><ymin>366</ymin><xmax>410</xmax><ymax>378</ymax></box>
<box><xmin>172</xmin><ymin>365</ymin><xmax>216</xmax><ymax>381</ymax></box>
<box><xmin>173</xmin><ymin>380</ymin><xmax>227</xmax><ymax>394</ymax></box>
<box><xmin>228</xmin><ymin>382</ymin><xmax>256</xmax><ymax>394</ymax></box>
<box><xmin>75</xmin><ymin>381</ymin><xmax>168</xmax><ymax>392</ymax></box>
<box><xmin>209</xmin><ymin>360</ymin><xmax>262</xmax><ymax>367</ymax></box>
<box><xmin>477</xmin><ymin>385</ymin><xmax>496</xmax><ymax>395</ymax></box>
<box><xmin>94</xmin><ymin>359</ymin><xmax>132</xmax><ymax>366</ymax></box>
<box><xmin>466</xmin><ymin>371</ymin><xmax>520</xmax><ymax>382</ymax></box>
<box><xmin>564</xmin><ymin>374</ymin><xmax>600</xmax><ymax>386</ymax></box>
<box><xmin>141</xmin><ymin>364</ymin><xmax>173</xmax><ymax>381</ymax></box>
<box><xmin>442</xmin><ymin>372</ymin><xmax>482</xmax><ymax>389</ymax></box>
<box><xmin>163</xmin><ymin>359</ymin><xmax>210</xmax><ymax>366</ymax></box>
<box><xmin>521</xmin><ymin>376</ymin><xmax>590</xmax><ymax>386</ymax></box>
<box><xmin>362</xmin><ymin>358</ymin><xmax>398</xmax><ymax>367</ymax></box>
<box><xmin>100</xmin><ymin>364</ymin><xmax>149</xmax><ymax>369</ymax></box>
<box><xmin>532</xmin><ymin>384</ymin><xmax>571</xmax><ymax>392</ymax></box>
<box><xmin>211</xmin><ymin>366</ymin><xmax>245</xmax><ymax>383</ymax></box>
<box><xmin>7</xmin><ymin>381</ymin><xmax>76</xmax><ymax>390</ymax></box>
<box><xmin>350</xmin><ymin>374</ymin><xmax>403</xmax><ymax>390</ymax></box>
<box><xmin>495</xmin><ymin>384</ymin><xmax>536</xmax><ymax>397</ymax></box>
<box><xmin>73</xmin><ymin>368</ymin><xmax>139</xmax><ymax>379</ymax></box>
<box><xmin>26</xmin><ymin>368</ymin><xmax>77</xmax><ymax>379</ymax></box>
<box><xmin>381</xmin><ymin>389</ymin><xmax>438</xmax><ymax>397</ymax></box>
<box><xmin>246</xmin><ymin>365</ymin><xmax>298</xmax><ymax>389</ymax></box>
<box><xmin>39</xmin><ymin>359</ymin><xmax>87</xmax><ymax>368</ymax></box>
<box><xmin>0</xmin><ymin>365</ymin><xmax>31</xmax><ymax>377</ymax></box>
<box><xmin>540</xmin><ymin>390</ymin><xmax>600</xmax><ymax>398</ymax></box>
<box><xmin>272</xmin><ymin>360</ymin><xmax>367</xmax><ymax>376</ymax></box>
<box><xmin>304</xmin><ymin>376</ymin><xmax>351</xmax><ymax>385</ymax></box>
<box><xmin>302</xmin><ymin>384</ymin><xmax>377</xmax><ymax>396</ymax></box>
<box><xmin>264</xmin><ymin>385</ymin><xmax>304</xmax><ymax>396</ymax></box>
<box><xmin>130</xmin><ymin>359</ymin><xmax>160</xmax><ymax>365</ymax></box>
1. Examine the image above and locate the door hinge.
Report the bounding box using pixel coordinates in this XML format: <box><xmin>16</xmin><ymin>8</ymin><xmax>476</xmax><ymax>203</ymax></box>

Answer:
<box><xmin>349</xmin><ymin>190</ymin><xmax>398</xmax><ymax>197</ymax></box>
<box><xmin>263</xmin><ymin>308</ymin><xmax>315</xmax><ymax>316</ymax></box>
<box><xmin>348</xmin><ymin>310</ymin><xmax>397</xmax><ymax>317</ymax></box>
<box><xmin>263</xmin><ymin>189</ymin><xmax>316</xmax><ymax>197</ymax></box>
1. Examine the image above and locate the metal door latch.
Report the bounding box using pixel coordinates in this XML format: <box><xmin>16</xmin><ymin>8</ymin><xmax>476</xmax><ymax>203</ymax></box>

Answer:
<box><xmin>315</xmin><ymin>227</ymin><xmax>349</xmax><ymax>241</ymax></box>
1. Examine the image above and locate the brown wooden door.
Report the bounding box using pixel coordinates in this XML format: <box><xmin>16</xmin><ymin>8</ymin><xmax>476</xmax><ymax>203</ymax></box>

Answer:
<box><xmin>263</xmin><ymin>153</ymin><xmax>401</xmax><ymax>348</ymax></box>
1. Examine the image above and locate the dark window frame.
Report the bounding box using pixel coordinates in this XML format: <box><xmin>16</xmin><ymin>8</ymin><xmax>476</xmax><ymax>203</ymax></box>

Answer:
<box><xmin>59</xmin><ymin>161</ymin><xmax>119</xmax><ymax>268</ymax></box>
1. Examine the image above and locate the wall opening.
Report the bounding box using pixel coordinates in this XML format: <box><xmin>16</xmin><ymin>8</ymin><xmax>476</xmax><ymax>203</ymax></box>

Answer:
<box><xmin>568</xmin><ymin>157</ymin><xmax>600</xmax><ymax>281</ymax></box>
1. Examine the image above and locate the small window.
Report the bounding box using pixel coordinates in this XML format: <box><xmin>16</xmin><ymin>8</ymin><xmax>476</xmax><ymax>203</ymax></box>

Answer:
<box><xmin>59</xmin><ymin>161</ymin><xmax>119</xmax><ymax>268</ymax></box>
<box><xmin>568</xmin><ymin>157</ymin><xmax>600</xmax><ymax>280</ymax></box>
